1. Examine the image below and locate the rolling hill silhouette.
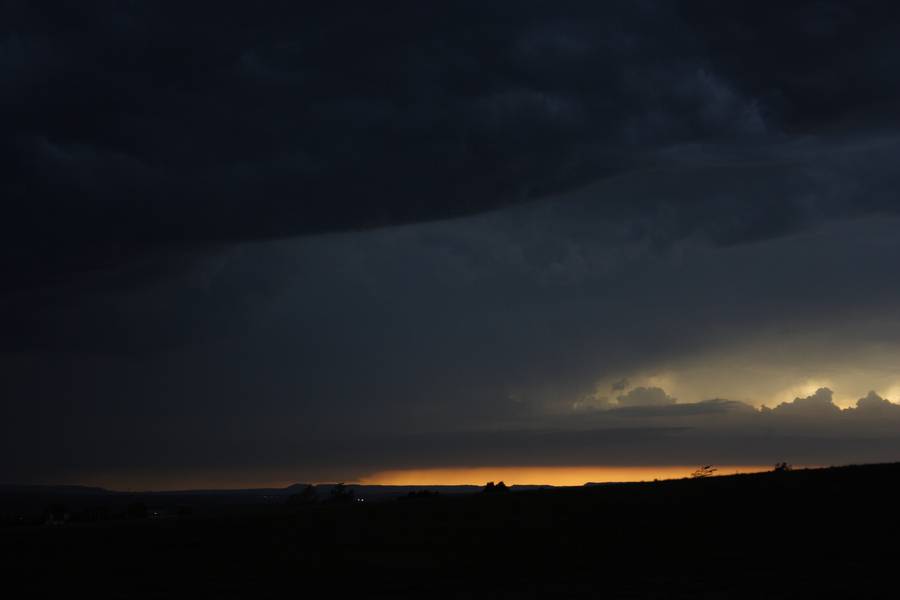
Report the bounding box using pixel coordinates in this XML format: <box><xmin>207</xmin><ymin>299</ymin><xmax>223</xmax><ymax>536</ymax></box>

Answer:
<box><xmin>1</xmin><ymin>462</ymin><xmax>897</xmax><ymax>597</ymax></box>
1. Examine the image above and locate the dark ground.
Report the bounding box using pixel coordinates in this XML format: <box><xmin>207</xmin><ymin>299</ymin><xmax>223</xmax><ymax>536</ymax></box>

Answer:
<box><xmin>2</xmin><ymin>463</ymin><xmax>899</xmax><ymax>598</ymax></box>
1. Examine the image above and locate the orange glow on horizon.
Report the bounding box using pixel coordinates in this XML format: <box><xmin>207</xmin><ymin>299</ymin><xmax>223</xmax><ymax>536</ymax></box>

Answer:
<box><xmin>68</xmin><ymin>464</ymin><xmax>786</xmax><ymax>491</ymax></box>
<box><xmin>354</xmin><ymin>465</ymin><xmax>775</xmax><ymax>487</ymax></box>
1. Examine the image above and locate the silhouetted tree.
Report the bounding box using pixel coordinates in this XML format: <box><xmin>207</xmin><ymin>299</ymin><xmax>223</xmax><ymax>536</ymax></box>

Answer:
<box><xmin>482</xmin><ymin>481</ymin><xmax>509</xmax><ymax>494</ymax></box>
<box><xmin>326</xmin><ymin>483</ymin><xmax>354</xmax><ymax>504</ymax></box>
<box><xmin>690</xmin><ymin>465</ymin><xmax>718</xmax><ymax>479</ymax></box>
<box><xmin>287</xmin><ymin>485</ymin><xmax>318</xmax><ymax>507</ymax></box>
<box><xmin>773</xmin><ymin>462</ymin><xmax>793</xmax><ymax>472</ymax></box>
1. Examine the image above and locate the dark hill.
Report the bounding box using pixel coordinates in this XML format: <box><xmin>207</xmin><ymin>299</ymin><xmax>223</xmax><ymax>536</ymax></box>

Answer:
<box><xmin>2</xmin><ymin>462</ymin><xmax>898</xmax><ymax>598</ymax></box>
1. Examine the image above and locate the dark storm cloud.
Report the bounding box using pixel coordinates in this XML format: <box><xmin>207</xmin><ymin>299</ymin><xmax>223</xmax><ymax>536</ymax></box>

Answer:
<box><xmin>854</xmin><ymin>391</ymin><xmax>900</xmax><ymax>415</ymax></box>
<box><xmin>5</xmin><ymin>2</ymin><xmax>900</xmax><ymax>486</ymax></box>
<box><xmin>7</xmin><ymin>385</ymin><xmax>900</xmax><ymax>483</ymax></box>
<box><xmin>616</xmin><ymin>386</ymin><xmax>676</xmax><ymax>407</ymax></box>
<box><xmin>7</xmin><ymin>212</ymin><xmax>900</xmax><ymax>484</ymax></box>
<box><xmin>605</xmin><ymin>399</ymin><xmax>753</xmax><ymax>419</ymax></box>
<box><xmin>4</xmin><ymin>1</ymin><xmax>900</xmax><ymax>290</ymax></box>
<box><xmin>610</xmin><ymin>378</ymin><xmax>629</xmax><ymax>392</ymax></box>
<box><xmin>338</xmin><ymin>389</ymin><xmax>900</xmax><ymax>473</ymax></box>
<box><xmin>764</xmin><ymin>387</ymin><xmax>841</xmax><ymax>417</ymax></box>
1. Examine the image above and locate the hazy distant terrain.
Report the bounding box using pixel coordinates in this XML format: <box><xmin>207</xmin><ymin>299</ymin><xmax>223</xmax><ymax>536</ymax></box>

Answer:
<box><xmin>0</xmin><ymin>483</ymin><xmax>535</xmax><ymax>522</ymax></box>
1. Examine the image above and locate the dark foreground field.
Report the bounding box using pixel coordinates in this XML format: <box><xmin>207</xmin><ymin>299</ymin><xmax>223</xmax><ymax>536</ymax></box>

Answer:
<box><xmin>3</xmin><ymin>463</ymin><xmax>899</xmax><ymax>598</ymax></box>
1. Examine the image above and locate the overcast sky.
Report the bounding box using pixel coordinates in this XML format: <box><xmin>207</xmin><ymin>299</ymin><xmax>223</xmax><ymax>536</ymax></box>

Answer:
<box><xmin>4</xmin><ymin>1</ymin><xmax>900</xmax><ymax>489</ymax></box>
